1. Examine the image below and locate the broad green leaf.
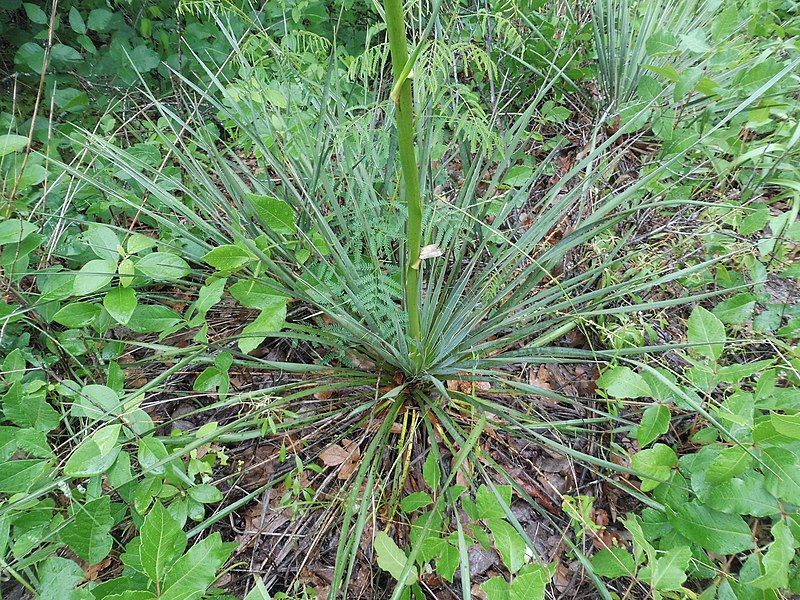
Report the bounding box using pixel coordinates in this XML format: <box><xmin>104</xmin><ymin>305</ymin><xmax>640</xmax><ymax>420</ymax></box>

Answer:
<box><xmin>138</xmin><ymin>436</ymin><xmax>169</xmax><ymax>475</ymax></box>
<box><xmin>15</xmin><ymin>42</ymin><xmax>45</xmax><ymax>74</ymax></box>
<box><xmin>0</xmin><ymin>135</ymin><xmax>30</xmax><ymax>158</ymax></box>
<box><xmin>623</xmin><ymin>514</ymin><xmax>655</xmax><ymax>565</ymax></box>
<box><xmin>119</xmin><ymin>258</ymin><xmax>136</xmax><ymax>287</ymax></box>
<box><xmin>487</xmin><ymin>518</ymin><xmax>526</xmax><ymax>574</ymax></box>
<box><xmin>61</xmin><ymin>496</ymin><xmax>114</xmax><ymax>565</ymax></box>
<box><xmin>203</xmin><ymin>245</ymin><xmax>254</xmax><ymax>272</ymax></box>
<box><xmin>761</xmin><ymin>447</ymin><xmax>800</xmax><ymax>502</ymax></box>
<box><xmin>631</xmin><ymin>444</ymin><xmax>676</xmax><ymax>492</ymax></box>
<box><xmin>705</xmin><ymin>472</ymin><xmax>780</xmax><ymax>517</ymax></box>
<box><xmin>188</xmin><ymin>484</ymin><xmax>223</xmax><ymax>504</ymax></box>
<box><xmin>53</xmin><ymin>302</ymin><xmax>101</xmax><ymax>327</ymax></box>
<box><xmin>135</xmin><ymin>252</ymin><xmax>190</xmax><ymax>281</ymax></box>
<box><xmin>126</xmin><ymin>305</ymin><xmax>182</xmax><ymax>334</ymax></box>
<box><xmin>646</xmin><ymin>31</ymin><xmax>677</xmax><ymax>55</ymax></box>
<box><xmin>597</xmin><ymin>366</ymin><xmax>651</xmax><ymax>399</ymax></box>
<box><xmin>68</xmin><ymin>7</ymin><xmax>86</xmax><ymax>33</ymax></box>
<box><xmin>127</xmin><ymin>233</ymin><xmax>158</xmax><ymax>255</ymax></box>
<box><xmin>713</xmin><ymin>293</ymin><xmax>756</xmax><ymax>325</ymax></box>
<box><xmin>667</xmin><ymin>501</ymin><xmax>752</xmax><ymax>554</ymax></box>
<box><xmin>83</xmin><ymin>224</ymin><xmax>119</xmax><ymax>261</ymax></box>
<box><xmin>639</xmin><ymin>545</ymin><xmax>690</xmax><ymax>591</ymax></box>
<box><xmin>770</xmin><ymin>411</ymin><xmax>800</xmax><ymax>439</ymax></box>
<box><xmin>229</xmin><ymin>279</ymin><xmax>286</xmax><ymax>310</ymax></box>
<box><xmin>590</xmin><ymin>547</ymin><xmax>636</xmax><ymax>578</ymax></box>
<box><xmin>706</xmin><ymin>446</ymin><xmax>751</xmax><ymax>484</ymax></box>
<box><xmin>510</xmin><ymin>563</ymin><xmax>552</xmax><ymax>600</ymax></box>
<box><xmin>749</xmin><ymin>519</ymin><xmax>794</xmax><ymax>589</ymax></box>
<box><xmin>189</xmin><ymin>277</ymin><xmax>226</xmax><ymax>320</ymax></box>
<box><xmin>64</xmin><ymin>424</ymin><xmax>121</xmax><ymax>478</ymax></box>
<box><xmin>3</xmin><ymin>382</ymin><xmax>60</xmax><ymax>432</ymax></box>
<box><xmin>0</xmin><ymin>459</ymin><xmax>50</xmax><ymax>493</ymax></box>
<box><xmin>399</xmin><ymin>491</ymin><xmax>433</xmax><ymax>513</ymax></box>
<box><xmin>23</xmin><ymin>2</ymin><xmax>47</xmax><ymax>23</ymax></box>
<box><xmin>475</xmin><ymin>484</ymin><xmax>512</xmax><ymax>519</ymax></box>
<box><xmin>238</xmin><ymin>299</ymin><xmax>287</xmax><ymax>354</ymax></box>
<box><xmin>0</xmin><ymin>219</ymin><xmax>36</xmax><ymax>245</ymax></box>
<box><xmin>71</xmin><ymin>384</ymin><xmax>122</xmax><ymax>421</ymax></box>
<box><xmin>37</xmin><ymin>557</ymin><xmax>84</xmax><ymax>600</ymax></box>
<box><xmin>103</xmin><ymin>287</ymin><xmax>138</xmax><ymax>325</ymax></box>
<box><xmin>437</xmin><ymin>543</ymin><xmax>459</xmax><ymax>582</ymax></box>
<box><xmin>422</xmin><ymin>451</ymin><xmax>441</xmax><ymax>490</ymax></box>
<box><xmin>374</xmin><ymin>531</ymin><xmax>418</xmax><ymax>585</ymax></box>
<box><xmin>687</xmin><ymin>306</ymin><xmax>725</xmax><ymax>360</ymax></box>
<box><xmin>87</xmin><ymin>8</ymin><xmax>114</xmax><ymax>31</ymax></box>
<box><xmin>637</xmin><ymin>404</ymin><xmax>671</xmax><ymax>447</ymax></box>
<box><xmin>680</xmin><ymin>29</ymin><xmax>710</xmax><ymax>53</ymax></box>
<box><xmin>243</xmin><ymin>578</ymin><xmax>272</xmax><ymax>600</ymax></box>
<box><xmin>74</xmin><ymin>259</ymin><xmax>117</xmax><ymax>295</ymax></box>
<box><xmin>251</xmin><ymin>195</ymin><xmax>295</xmax><ymax>234</ymax></box>
<box><xmin>2</xmin><ymin>348</ymin><xmax>25</xmax><ymax>383</ymax></box>
<box><xmin>16</xmin><ymin>427</ymin><xmax>51</xmax><ymax>458</ymax></box>
<box><xmin>139</xmin><ymin>502</ymin><xmax>187</xmax><ymax>585</ymax></box>
<box><xmin>160</xmin><ymin>533</ymin><xmax>232</xmax><ymax>600</ymax></box>
<box><xmin>482</xmin><ymin>576</ymin><xmax>511</xmax><ymax>600</ymax></box>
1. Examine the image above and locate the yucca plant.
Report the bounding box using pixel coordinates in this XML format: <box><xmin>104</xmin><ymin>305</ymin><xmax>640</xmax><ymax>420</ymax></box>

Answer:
<box><xmin>38</xmin><ymin>2</ymin><xmax>799</xmax><ymax>598</ymax></box>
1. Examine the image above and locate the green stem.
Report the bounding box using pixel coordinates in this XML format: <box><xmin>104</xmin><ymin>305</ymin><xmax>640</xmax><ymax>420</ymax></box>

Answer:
<box><xmin>383</xmin><ymin>0</ymin><xmax>423</xmax><ymax>349</ymax></box>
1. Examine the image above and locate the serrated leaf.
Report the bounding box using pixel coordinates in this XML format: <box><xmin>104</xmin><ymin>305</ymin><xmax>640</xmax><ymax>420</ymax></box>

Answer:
<box><xmin>374</xmin><ymin>531</ymin><xmax>418</xmax><ymax>585</ymax></box>
<box><xmin>61</xmin><ymin>496</ymin><xmax>114</xmax><ymax>565</ymax></box>
<box><xmin>637</xmin><ymin>404</ymin><xmax>671</xmax><ymax>447</ymax></box>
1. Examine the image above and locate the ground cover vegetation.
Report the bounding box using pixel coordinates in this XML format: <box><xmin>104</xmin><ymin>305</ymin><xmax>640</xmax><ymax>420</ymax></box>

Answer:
<box><xmin>1</xmin><ymin>0</ymin><xmax>799</xmax><ymax>598</ymax></box>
